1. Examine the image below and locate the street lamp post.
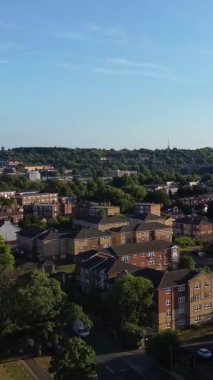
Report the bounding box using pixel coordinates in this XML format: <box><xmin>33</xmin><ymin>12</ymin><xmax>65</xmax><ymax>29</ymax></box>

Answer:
<box><xmin>170</xmin><ymin>345</ymin><xmax>173</xmax><ymax>380</ymax></box>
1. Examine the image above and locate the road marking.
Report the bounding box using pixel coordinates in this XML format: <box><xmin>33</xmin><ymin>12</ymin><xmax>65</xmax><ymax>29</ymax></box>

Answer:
<box><xmin>105</xmin><ymin>365</ymin><xmax>114</xmax><ymax>374</ymax></box>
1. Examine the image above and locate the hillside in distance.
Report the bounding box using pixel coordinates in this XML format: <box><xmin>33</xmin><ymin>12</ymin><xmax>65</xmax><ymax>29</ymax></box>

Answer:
<box><xmin>1</xmin><ymin>147</ymin><xmax>213</xmax><ymax>174</ymax></box>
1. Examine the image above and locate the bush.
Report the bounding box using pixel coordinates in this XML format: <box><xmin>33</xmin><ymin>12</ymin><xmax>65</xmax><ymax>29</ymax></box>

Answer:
<box><xmin>174</xmin><ymin>236</ymin><xmax>196</xmax><ymax>247</ymax></box>
<box><xmin>120</xmin><ymin>323</ymin><xmax>144</xmax><ymax>349</ymax></box>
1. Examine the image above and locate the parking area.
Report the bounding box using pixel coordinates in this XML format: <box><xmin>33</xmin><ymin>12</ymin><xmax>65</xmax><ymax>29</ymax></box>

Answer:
<box><xmin>97</xmin><ymin>352</ymin><xmax>154</xmax><ymax>380</ymax></box>
<box><xmin>183</xmin><ymin>343</ymin><xmax>213</xmax><ymax>380</ymax></box>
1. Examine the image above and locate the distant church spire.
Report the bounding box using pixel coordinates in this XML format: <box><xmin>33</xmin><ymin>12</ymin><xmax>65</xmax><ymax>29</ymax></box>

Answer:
<box><xmin>167</xmin><ymin>137</ymin><xmax>170</xmax><ymax>150</ymax></box>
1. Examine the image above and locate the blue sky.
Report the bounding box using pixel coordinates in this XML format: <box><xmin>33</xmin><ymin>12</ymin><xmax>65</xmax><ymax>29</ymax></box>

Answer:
<box><xmin>0</xmin><ymin>0</ymin><xmax>213</xmax><ymax>149</ymax></box>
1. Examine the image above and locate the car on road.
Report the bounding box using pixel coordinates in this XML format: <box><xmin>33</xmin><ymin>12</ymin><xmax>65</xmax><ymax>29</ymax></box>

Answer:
<box><xmin>197</xmin><ymin>348</ymin><xmax>212</xmax><ymax>359</ymax></box>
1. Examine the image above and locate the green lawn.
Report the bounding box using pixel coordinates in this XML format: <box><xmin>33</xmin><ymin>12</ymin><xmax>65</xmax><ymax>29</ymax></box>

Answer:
<box><xmin>55</xmin><ymin>264</ymin><xmax>76</xmax><ymax>274</ymax></box>
<box><xmin>36</xmin><ymin>356</ymin><xmax>52</xmax><ymax>376</ymax></box>
<box><xmin>0</xmin><ymin>360</ymin><xmax>36</xmax><ymax>380</ymax></box>
<box><xmin>178</xmin><ymin>323</ymin><xmax>213</xmax><ymax>343</ymax></box>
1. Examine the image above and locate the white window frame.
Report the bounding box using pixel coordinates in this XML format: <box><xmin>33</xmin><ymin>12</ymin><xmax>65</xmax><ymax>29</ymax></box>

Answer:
<box><xmin>194</xmin><ymin>304</ymin><xmax>201</xmax><ymax>312</ymax></box>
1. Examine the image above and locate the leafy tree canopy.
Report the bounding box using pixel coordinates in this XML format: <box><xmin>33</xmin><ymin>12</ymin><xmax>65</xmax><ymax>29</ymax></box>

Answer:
<box><xmin>109</xmin><ymin>274</ymin><xmax>153</xmax><ymax>327</ymax></box>
<box><xmin>49</xmin><ymin>337</ymin><xmax>97</xmax><ymax>380</ymax></box>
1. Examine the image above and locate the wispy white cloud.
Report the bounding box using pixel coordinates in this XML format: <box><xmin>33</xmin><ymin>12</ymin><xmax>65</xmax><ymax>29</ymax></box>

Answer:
<box><xmin>57</xmin><ymin>25</ymin><xmax>128</xmax><ymax>44</ymax></box>
<box><xmin>50</xmin><ymin>61</ymin><xmax>78</xmax><ymax>69</ymax></box>
<box><xmin>94</xmin><ymin>67</ymin><xmax>203</xmax><ymax>83</ymax></box>
<box><xmin>0</xmin><ymin>19</ymin><xmax>18</xmax><ymax>30</ymax></box>
<box><xmin>108</xmin><ymin>57</ymin><xmax>160</xmax><ymax>69</ymax></box>
<box><xmin>57</xmin><ymin>31</ymin><xmax>89</xmax><ymax>41</ymax></box>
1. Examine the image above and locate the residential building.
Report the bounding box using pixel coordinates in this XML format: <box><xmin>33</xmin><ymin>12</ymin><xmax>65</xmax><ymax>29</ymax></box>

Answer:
<box><xmin>24</xmin><ymin>203</ymin><xmax>59</xmax><ymax>219</ymax></box>
<box><xmin>173</xmin><ymin>216</ymin><xmax>213</xmax><ymax>242</ymax></box>
<box><xmin>136</xmin><ymin>268</ymin><xmax>213</xmax><ymax>331</ymax></box>
<box><xmin>108</xmin><ymin>241</ymin><xmax>180</xmax><ymax>270</ymax></box>
<box><xmin>16</xmin><ymin>192</ymin><xmax>58</xmax><ymax>206</ymax></box>
<box><xmin>17</xmin><ymin>227</ymin><xmax>111</xmax><ymax>262</ymax></box>
<box><xmin>0</xmin><ymin>206</ymin><xmax>23</xmax><ymax>224</ymax></box>
<box><xmin>58</xmin><ymin>197</ymin><xmax>73</xmax><ymax>216</ymax></box>
<box><xmin>110</xmin><ymin>169</ymin><xmax>138</xmax><ymax>177</ymax></box>
<box><xmin>89</xmin><ymin>205</ymin><xmax>120</xmax><ymax>217</ymax></box>
<box><xmin>79</xmin><ymin>250</ymin><xmax>139</xmax><ymax>291</ymax></box>
<box><xmin>28</xmin><ymin>171</ymin><xmax>41</xmax><ymax>181</ymax></box>
<box><xmin>0</xmin><ymin>220</ymin><xmax>20</xmax><ymax>245</ymax></box>
<box><xmin>0</xmin><ymin>191</ymin><xmax>16</xmax><ymax>199</ymax></box>
<box><xmin>109</xmin><ymin>221</ymin><xmax>173</xmax><ymax>245</ymax></box>
<box><xmin>134</xmin><ymin>203</ymin><xmax>161</xmax><ymax>217</ymax></box>
<box><xmin>73</xmin><ymin>216</ymin><xmax>129</xmax><ymax>231</ymax></box>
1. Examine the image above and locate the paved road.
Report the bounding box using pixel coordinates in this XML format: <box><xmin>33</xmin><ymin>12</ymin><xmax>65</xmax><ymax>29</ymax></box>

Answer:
<box><xmin>24</xmin><ymin>358</ymin><xmax>52</xmax><ymax>380</ymax></box>
<box><xmin>97</xmin><ymin>350</ymin><xmax>154</xmax><ymax>380</ymax></box>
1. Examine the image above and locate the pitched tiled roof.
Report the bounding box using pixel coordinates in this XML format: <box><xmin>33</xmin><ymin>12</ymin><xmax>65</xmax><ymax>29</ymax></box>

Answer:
<box><xmin>108</xmin><ymin>221</ymin><xmax>170</xmax><ymax>235</ymax></box>
<box><xmin>80</xmin><ymin>250</ymin><xmax>139</xmax><ymax>274</ymax></box>
<box><xmin>17</xmin><ymin>228</ymin><xmax>45</xmax><ymax>238</ymax></box>
<box><xmin>135</xmin><ymin>222</ymin><xmax>170</xmax><ymax>231</ymax></box>
<box><xmin>109</xmin><ymin>240</ymin><xmax>171</xmax><ymax>257</ymax></box>
<box><xmin>75</xmin><ymin>215</ymin><xmax>129</xmax><ymax>225</ymax></box>
<box><xmin>131</xmin><ymin>213</ymin><xmax>164</xmax><ymax>222</ymax></box>
<box><xmin>175</xmin><ymin>216</ymin><xmax>212</xmax><ymax>226</ymax></box>
<box><xmin>72</xmin><ymin>227</ymin><xmax>109</xmax><ymax>239</ymax></box>
<box><xmin>37</xmin><ymin>230</ymin><xmax>71</xmax><ymax>241</ymax></box>
<box><xmin>135</xmin><ymin>268</ymin><xmax>198</xmax><ymax>289</ymax></box>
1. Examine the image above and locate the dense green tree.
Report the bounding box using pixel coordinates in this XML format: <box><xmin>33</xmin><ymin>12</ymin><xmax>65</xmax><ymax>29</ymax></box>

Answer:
<box><xmin>49</xmin><ymin>337</ymin><xmax>97</xmax><ymax>380</ymax></box>
<box><xmin>0</xmin><ymin>238</ymin><xmax>15</xmax><ymax>273</ymax></box>
<box><xmin>109</xmin><ymin>274</ymin><xmax>153</xmax><ymax>327</ymax></box>
<box><xmin>0</xmin><ymin>269</ymin><xmax>65</xmax><ymax>338</ymax></box>
<box><xmin>61</xmin><ymin>303</ymin><xmax>93</xmax><ymax>331</ymax></box>
<box><xmin>147</xmin><ymin>330</ymin><xmax>181</xmax><ymax>368</ymax></box>
<box><xmin>144</xmin><ymin>190</ymin><xmax>171</xmax><ymax>206</ymax></box>
<box><xmin>179</xmin><ymin>256</ymin><xmax>196</xmax><ymax>270</ymax></box>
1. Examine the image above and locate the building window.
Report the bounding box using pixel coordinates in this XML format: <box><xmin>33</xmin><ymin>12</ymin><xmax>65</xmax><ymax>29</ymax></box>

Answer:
<box><xmin>148</xmin><ymin>259</ymin><xmax>155</xmax><ymax>265</ymax></box>
<box><xmin>204</xmin><ymin>303</ymin><xmax>212</xmax><ymax>310</ymax></box>
<box><xmin>205</xmin><ymin>280</ymin><xmax>211</xmax><ymax>287</ymax></box>
<box><xmin>147</xmin><ymin>252</ymin><xmax>155</xmax><ymax>258</ymax></box>
<box><xmin>194</xmin><ymin>281</ymin><xmax>201</xmax><ymax>289</ymax></box>
<box><xmin>166</xmin><ymin>310</ymin><xmax>171</xmax><ymax>317</ymax></box>
<box><xmin>194</xmin><ymin>316</ymin><xmax>201</xmax><ymax>323</ymax></box>
<box><xmin>178</xmin><ymin>319</ymin><xmax>185</xmax><ymax>326</ymax></box>
<box><xmin>193</xmin><ymin>294</ymin><xmax>200</xmax><ymax>301</ymax></box>
<box><xmin>205</xmin><ymin>292</ymin><xmax>212</xmax><ymax>298</ymax></box>
<box><xmin>122</xmin><ymin>256</ymin><xmax>128</xmax><ymax>263</ymax></box>
<box><xmin>178</xmin><ymin>284</ymin><xmax>185</xmax><ymax>292</ymax></box>
<box><xmin>166</xmin><ymin>287</ymin><xmax>171</xmax><ymax>294</ymax></box>
<box><xmin>166</xmin><ymin>300</ymin><xmax>171</xmax><ymax>306</ymax></box>
<box><xmin>178</xmin><ymin>296</ymin><xmax>185</xmax><ymax>303</ymax></box>
<box><xmin>177</xmin><ymin>307</ymin><xmax>185</xmax><ymax>314</ymax></box>
<box><xmin>166</xmin><ymin>322</ymin><xmax>171</xmax><ymax>329</ymax></box>
<box><xmin>194</xmin><ymin>304</ymin><xmax>201</xmax><ymax>312</ymax></box>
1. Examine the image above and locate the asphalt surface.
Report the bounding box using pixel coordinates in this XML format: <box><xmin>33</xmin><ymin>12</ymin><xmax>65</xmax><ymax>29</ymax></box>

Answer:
<box><xmin>97</xmin><ymin>350</ymin><xmax>154</xmax><ymax>380</ymax></box>
<box><xmin>182</xmin><ymin>341</ymin><xmax>213</xmax><ymax>380</ymax></box>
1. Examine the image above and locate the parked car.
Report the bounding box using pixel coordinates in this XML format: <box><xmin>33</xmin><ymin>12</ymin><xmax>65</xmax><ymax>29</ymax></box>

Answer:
<box><xmin>72</xmin><ymin>319</ymin><xmax>90</xmax><ymax>338</ymax></box>
<box><xmin>197</xmin><ymin>348</ymin><xmax>212</xmax><ymax>358</ymax></box>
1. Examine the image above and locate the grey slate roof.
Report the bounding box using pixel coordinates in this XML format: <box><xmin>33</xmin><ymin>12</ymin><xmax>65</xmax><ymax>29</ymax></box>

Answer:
<box><xmin>80</xmin><ymin>250</ymin><xmax>139</xmax><ymax>274</ymax></box>
<box><xmin>75</xmin><ymin>215</ymin><xmax>129</xmax><ymax>225</ymax></box>
<box><xmin>109</xmin><ymin>240</ymin><xmax>171</xmax><ymax>257</ymax></box>
<box><xmin>135</xmin><ymin>268</ymin><xmax>198</xmax><ymax>289</ymax></box>
<box><xmin>174</xmin><ymin>216</ymin><xmax>212</xmax><ymax>226</ymax></box>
